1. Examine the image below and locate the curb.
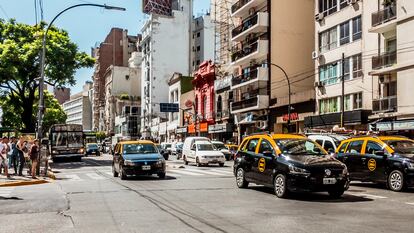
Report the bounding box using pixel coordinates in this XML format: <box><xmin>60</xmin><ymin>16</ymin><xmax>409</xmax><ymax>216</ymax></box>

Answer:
<box><xmin>0</xmin><ymin>179</ymin><xmax>49</xmax><ymax>187</ymax></box>
<box><xmin>47</xmin><ymin>170</ymin><xmax>56</xmax><ymax>180</ymax></box>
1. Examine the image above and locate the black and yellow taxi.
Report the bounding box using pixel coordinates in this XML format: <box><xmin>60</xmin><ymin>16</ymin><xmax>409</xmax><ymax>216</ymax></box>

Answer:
<box><xmin>234</xmin><ymin>134</ymin><xmax>349</xmax><ymax>198</ymax></box>
<box><xmin>112</xmin><ymin>140</ymin><xmax>166</xmax><ymax>180</ymax></box>
<box><xmin>335</xmin><ymin>136</ymin><xmax>414</xmax><ymax>191</ymax></box>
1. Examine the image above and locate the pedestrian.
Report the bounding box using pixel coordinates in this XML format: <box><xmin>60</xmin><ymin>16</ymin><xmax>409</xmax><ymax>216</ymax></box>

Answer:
<box><xmin>16</xmin><ymin>136</ymin><xmax>27</xmax><ymax>176</ymax></box>
<box><xmin>29</xmin><ymin>139</ymin><xmax>40</xmax><ymax>179</ymax></box>
<box><xmin>8</xmin><ymin>137</ymin><xmax>18</xmax><ymax>175</ymax></box>
<box><xmin>0</xmin><ymin>137</ymin><xmax>10</xmax><ymax>178</ymax></box>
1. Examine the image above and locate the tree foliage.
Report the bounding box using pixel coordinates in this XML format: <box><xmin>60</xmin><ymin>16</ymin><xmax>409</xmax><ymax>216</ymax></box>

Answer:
<box><xmin>96</xmin><ymin>131</ymin><xmax>107</xmax><ymax>141</ymax></box>
<box><xmin>0</xmin><ymin>19</ymin><xmax>94</xmax><ymax>132</ymax></box>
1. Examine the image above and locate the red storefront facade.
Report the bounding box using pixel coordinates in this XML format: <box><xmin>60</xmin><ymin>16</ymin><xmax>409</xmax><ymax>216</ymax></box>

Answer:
<box><xmin>192</xmin><ymin>61</ymin><xmax>215</xmax><ymax>136</ymax></box>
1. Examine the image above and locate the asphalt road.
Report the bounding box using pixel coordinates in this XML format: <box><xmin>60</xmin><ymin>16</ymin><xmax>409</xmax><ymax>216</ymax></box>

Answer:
<box><xmin>1</xmin><ymin>154</ymin><xmax>414</xmax><ymax>233</ymax></box>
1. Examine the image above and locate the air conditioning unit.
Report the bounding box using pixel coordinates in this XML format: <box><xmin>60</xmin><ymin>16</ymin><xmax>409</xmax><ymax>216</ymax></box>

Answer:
<box><xmin>314</xmin><ymin>81</ymin><xmax>324</xmax><ymax>88</ymax></box>
<box><xmin>312</xmin><ymin>51</ymin><xmax>319</xmax><ymax>60</ymax></box>
<box><xmin>315</xmin><ymin>13</ymin><xmax>324</xmax><ymax>21</ymax></box>
<box><xmin>255</xmin><ymin>121</ymin><xmax>268</xmax><ymax>130</ymax></box>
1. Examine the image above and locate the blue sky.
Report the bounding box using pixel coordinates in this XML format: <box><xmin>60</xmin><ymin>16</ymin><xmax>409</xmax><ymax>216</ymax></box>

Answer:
<box><xmin>0</xmin><ymin>0</ymin><xmax>211</xmax><ymax>94</ymax></box>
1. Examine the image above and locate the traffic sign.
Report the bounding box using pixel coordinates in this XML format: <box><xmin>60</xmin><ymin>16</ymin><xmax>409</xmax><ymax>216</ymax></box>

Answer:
<box><xmin>160</xmin><ymin>103</ymin><xmax>179</xmax><ymax>112</ymax></box>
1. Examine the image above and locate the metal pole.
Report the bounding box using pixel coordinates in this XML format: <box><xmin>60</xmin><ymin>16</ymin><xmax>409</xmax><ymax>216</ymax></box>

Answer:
<box><xmin>269</xmin><ymin>63</ymin><xmax>290</xmax><ymax>132</ymax></box>
<box><xmin>341</xmin><ymin>53</ymin><xmax>345</xmax><ymax>128</ymax></box>
<box><xmin>36</xmin><ymin>4</ymin><xmax>125</xmax><ymax>139</ymax></box>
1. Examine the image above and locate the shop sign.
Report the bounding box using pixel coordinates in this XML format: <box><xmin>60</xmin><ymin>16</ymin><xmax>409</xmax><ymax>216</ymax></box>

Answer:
<box><xmin>282</xmin><ymin>113</ymin><xmax>299</xmax><ymax>122</ymax></box>
<box><xmin>188</xmin><ymin>124</ymin><xmax>196</xmax><ymax>134</ymax></box>
<box><xmin>375</xmin><ymin>122</ymin><xmax>392</xmax><ymax>131</ymax></box>
<box><xmin>394</xmin><ymin>120</ymin><xmax>414</xmax><ymax>130</ymax></box>
<box><xmin>200</xmin><ymin>123</ymin><xmax>208</xmax><ymax>132</ymax></box>
<box><xmin>208</xmin><ymin>123</ymin><xmax>231</xmax><ymax>133</ymax></box>
<box><xmin>176</xmin><ymin>127</ymin><xmax>188</xmax><ymax>134</ymax></box>
<box><xmin>214</xmin><ymin>76</ymin><xmax>232</xmax><ymax>91</ymax></box>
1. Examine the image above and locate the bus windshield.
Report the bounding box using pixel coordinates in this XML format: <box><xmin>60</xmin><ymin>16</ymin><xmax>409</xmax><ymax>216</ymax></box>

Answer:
<box><xmin>52</xmin><ymin>132</ymin><xmax>83</xmax><ymax>148</ymax></box>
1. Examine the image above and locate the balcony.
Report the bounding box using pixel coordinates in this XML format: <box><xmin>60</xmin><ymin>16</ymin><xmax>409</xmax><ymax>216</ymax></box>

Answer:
<box><xmin>231</xmin><ymin>67</ymin><xmax>268</xmax><ymax>89</ymax></box>
<box><xmin>231</xmin><ymin>95</ymin><xmax>269</xmax><ymax>114</ymax></box>
<box><xmin>370</xmin><ymin>3</ymin><xmax>397</xmax><ymax>33</ymax></box>
<box><xmin>372</xmin><ymin>96</ymin><xmax>397</xmax><ymax>113</ymax></box>
<box><xmin>372</xmin><ymin>51</ymin><xmax>397</xmax><ymax>70</ymax></box>
<box><xmin>231</xmin><ymin>36</ymin><xmax>269</xmax><ymax>67</ymax></box>
<box><xmin>232</xmin><ymin>12</ymin><xmax>269</xmax><ymax>42</ymax></box>
<box><xmin>215</xmin><ymin>110</ymin><xmax>230</xmax><ymax>120</ymax></box>
<box><xmin>231</xmin><ymin>0</ymin><xmax>267</xmax><ymax>18</ymax></box>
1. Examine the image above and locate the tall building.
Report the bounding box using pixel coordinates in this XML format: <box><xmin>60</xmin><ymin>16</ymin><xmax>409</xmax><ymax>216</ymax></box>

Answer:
<box><xmin>92</xmin><ymin>28</ymin><xmax>138</xmax><ymax>131</ymax></box>
<box><xmin>53</xmin><ymin>87</ymin><xmax>70</xmax><ymax>105</ymax></box>
<box><xmin>140</xmin><ymin>0</ymin><xmax>192</xmax><ymax>137</ymax></box>
<box><xmin>63</xmin><ymin>82</ymin><xmax>93</xmax><ymax>130</ymax></box>
<box><xmin>191</xmin><ymin>14</ymin><xmax>215</xmax><ymax>71</ymax></box>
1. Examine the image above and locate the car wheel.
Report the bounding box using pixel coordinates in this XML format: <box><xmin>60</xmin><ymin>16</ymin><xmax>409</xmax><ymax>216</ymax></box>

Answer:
<box><xmin>236</xmin><ymin>168</ymin><xmax>249</xmax><ymax>188</ymax></box>
<box><xmin>274</xmin><ymin>174</ymin><xmax>288</xmax><ymax>198</ymax></box>
<box><xmin>184</xmin><ymin>156</ymin><xmax>189</xmax><ymax>165</ymax></box>
<box><xmin>158</xmin><ymin>172</ymin><xmax>166</xmax><ymax>179</ymax></box>
<box><xmin>219</xmin><ymin>163</ymin><xmax>224</xmax><ymax>167</ymax></box>
<box><xmin>112</xmin><ymin>163</ymin><xmax>118</xmax><ymax>177</ymax></box>
<box><xmin>119</xmin><ymin>164</ymin><xmax>127</xmax><ymax>180</ymax></box>
<box><xmin>196</xmin><ymin>157</ymin><xmax>201</xmax><ymax>167</ymax></box>
<box><xmin>388</xmin><ymin>170</ymin><xmax>405</xmax><ymax>192</ymax></box>
<box><xmin>328</xmin><ymin>188</ymin><xmax>345</xmax><ymax>199</ymax></box>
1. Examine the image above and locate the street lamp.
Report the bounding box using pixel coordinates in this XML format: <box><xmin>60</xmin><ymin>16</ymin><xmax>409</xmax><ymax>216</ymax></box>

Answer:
<box><xmin>266</xmin><ymin>63</ymin><xmax>291</xmax><ymax>132</ymax></box>
<box><xmin>37</xmin><ymin>4</ymin><xmax>126</xmax><ymax>139</ymax></box>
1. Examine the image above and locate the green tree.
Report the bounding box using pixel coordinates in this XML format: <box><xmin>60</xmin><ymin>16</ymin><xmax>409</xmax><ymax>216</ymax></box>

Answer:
<box><xmin>96</xmin><ymin>131</ymin><xmax>107</xmax><ymax>141</ymax></box>
<box><xmin>0</xmin><ymin>91</ymin><xmax>67</xmax><ymax>134</ymax></box>
<box><xmin>0</xmin><ymin>19</ymin><xmax>94</xmax><ymax>132</ymax></box>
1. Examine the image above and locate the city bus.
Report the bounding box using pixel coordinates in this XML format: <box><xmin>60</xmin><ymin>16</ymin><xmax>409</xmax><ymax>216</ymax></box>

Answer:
<box><xmin>49</xmin><ymin>124</ymin><xmax>84</xmax><ymax>162</ymax></box>
<box><xmin>83</xmin><ymin>131</ymin><xmax>98</xmax><ymax>144</ymax></box>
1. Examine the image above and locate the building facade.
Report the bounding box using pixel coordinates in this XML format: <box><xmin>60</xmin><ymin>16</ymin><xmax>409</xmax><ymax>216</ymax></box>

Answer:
<box><xmin>53</xmin><ymin>87</ymin><xmax>70</xmax><ymax>105</ymax></box>
<box><xmin>63</xmin><ymin>82</ymin><xmax>93</xmax><ymax>130</ymax></box>
<box><xmin>192</xmin><ymin>14</ymin><xmax>215</xmax><ymax>71</ymax></box>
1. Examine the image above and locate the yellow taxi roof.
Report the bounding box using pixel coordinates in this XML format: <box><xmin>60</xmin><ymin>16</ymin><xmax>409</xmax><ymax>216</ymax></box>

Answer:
<box><xmin>271</xmin><ymin>134</ymin><xmax>306</xmax><ymax>140</ymax></box>
<box><xmin>118</xmin><ymin>140</ymin><xmax>155</xmax><ymax>145</ymax></box>
<box><xmin>378</xmin><ymin>136</ymin><xmax>413</xmax><ymax>141</ymax></box>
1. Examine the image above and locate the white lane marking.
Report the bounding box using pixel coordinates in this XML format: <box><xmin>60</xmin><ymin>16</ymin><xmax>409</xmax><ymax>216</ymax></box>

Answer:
<box><xmin>184</xmin><ymin>168</ymin><xmax>230</xmax><ymax>176</ymax></box>
<box><xmin>406</xmin><ymin>202</ymin><xmax>414</xmax><ymax>206</ymax></box>
<box><xmin>64</xmin><ymin>174</ymin><xmax>82</xmax><ymax>181</ymax></box>
<box><xmin>85</xmin><ymin>173</ymin><xmax>106</xmax><ymax>180</ymax></box>
<box><xmin>167</xmin><ymin>170</ymin><xmax>203</xmax><ymax>176</ymax></box>
<box><xmin>210</xmin><ymin>169</ymin><xmax>234</xmax><ymax>174</ymax></box>
<box><xmin>349</xmin><ymin>193</ymin><xmax>388</xmax><ymax>199</ymax></box>
<box><xmin>105</xmin><ymin>172</ymin><xmax>113</xmax><ymax>176</ymax></box>
<box><xmin>0</xmin><ymin>188</ymin><xmax>14</xmax><ymax>197</ymax></box>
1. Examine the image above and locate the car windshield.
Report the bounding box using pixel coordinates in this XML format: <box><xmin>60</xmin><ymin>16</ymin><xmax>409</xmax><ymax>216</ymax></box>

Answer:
<box><xmin>164</xmin><ymin>144</ymin><xmax>171</xmax><ymax>148</ymax></box>
<box><xmin>384</xmin><ymin>140</ymin><xmax>414</xmax><ymax>155</ymax></box>
<box><xmin>123</xmin><ymin>144</ymin><xmax>158</xmax><ymax>154</ymax></box>
<box><xmin>87</xmin><ymin>144</ymin><xmax>98</xmax><ymax>149</ymax></box>
<box><xmin>331</xmin><ymin>135</ymin><xmax>349</xmax><ymax>146</ymax></box>
<box><xmin>197</xmin><ymin>144</ymin><xmax>215</xmax><ymax>151</ymax></box>
<box><xmin>275</xmin><ymin>139</ymin><xmax>327</xmax><ymax>156</ymax></box>
<box><xmin>213</xmin><ymin>143</ymin><xmax>226</xmax><ymax>150</ymax></box>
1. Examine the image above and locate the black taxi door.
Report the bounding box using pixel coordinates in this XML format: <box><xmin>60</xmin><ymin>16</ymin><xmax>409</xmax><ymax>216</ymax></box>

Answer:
<box><xmin>255</xmin><ymin>138</ymin><xmax>276</xmax><ymax>185</ymax></box>
<box><xmin>362</xmin><ymin>140</ymin><xmax>387</xmax><ymax>183</ymax></box>
<box><xmin>341</xmin><ymin>140</ymin><xmax>365</xmax><ymax>180</ymax></box>
<box><xmin>241</xmin><ymin>138</ymin><xmax>260</xmax><ymax>181</ymax></box>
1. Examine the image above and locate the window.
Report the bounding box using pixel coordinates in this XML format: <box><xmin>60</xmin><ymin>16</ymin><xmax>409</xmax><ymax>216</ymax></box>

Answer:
<box><xmin>346</xmin><ymin>140</ymin><xmax>364</xmax><ymax>154</ymax></box>
<box><xmin>319</xmin><ymin>97</ymin><xmax>339</xmax><ymax>114</ymax></box>
<box><xmin>319</xmin><ymin>62</ymin><xmax>339</xmax><ymax>85</ymax></box>
<box><xmin>324</xmin><ymin>140</ymin><xmax>335</xmax><ymax>152</ymax></box>
<box><xmin>352</xmin><ymin>16</ymin><xmax>362</xmax><ymax>41</ymax></box>
<box><xmin>319</xmin><ymin>0</ymin><xmax>338</xmax><ymax>16</ymax></box>
<box><xmin>203</xmin><ymin>95</ymin><xmax>207</xmax><ymax>119</ymax></box>
<box><xmin>340</xmin><ymin>57</ymin><xmax>350</xmax><ymax>81</ymax></box>
<box><xmin>352</xmin><ymin>53</ymin><xmax>363</xmax><ymax>78</ymax></box>
<box><xmin>339</xmin><ymin>0</ymin><xmax>348</xmax><ymax>9</ymax></box>
<box><xmin>365</xmin><ymin>141</ymin><xmax>384</xmax><ymax>155</ymax></box>
<box><xmin>259</xmin><ymin>140</ymin><xmax>273</xmax><ymax>154</ymax></box>
<box><xmin>339</xmin><ymin>21</ymin><xmax>350</xmax><ymax>45</ymax></box>
<box><xmin>344</xmin><ymin>94</ymin><xmax>351</xmax><ymax>111</ymax></box>
<box><xmin>247</xmin><ymin>139</ymin><xmax>259</xmax><ymax>152</ymax></box>
<box><xmin>217</xmin><ymin>95</ymin><xmax>222</xmax><ymax>113</ymax></box>
<box><xmin>353</xmin><ymin>92</ymin><xmax>362</xmax><ymax>109</ymax></box>
<box><xmin>197</xmin><ymin>32</ymin><xmax>200</xmax><ymax>38</ymax></box>
<box><xmin>197</xmin><ymin>46</ymin><xmax>201</xmax><ymax>51</ymax></box>
<box><xmin>319</xmin><ymin>27</ymin><xmax>337</xmax><ymax>52</ymax></box>
<box><xmin>338</xmin><ymin>142</ymin><xmax>349</xmax><ymax>153</ymax></box>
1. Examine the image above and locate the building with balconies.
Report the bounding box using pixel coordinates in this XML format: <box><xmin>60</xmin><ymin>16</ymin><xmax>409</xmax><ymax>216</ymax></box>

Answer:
<box><xmin>63</xmin><ymin>82</ymin><xmax>93</xmax><ymax>130</ymax></box>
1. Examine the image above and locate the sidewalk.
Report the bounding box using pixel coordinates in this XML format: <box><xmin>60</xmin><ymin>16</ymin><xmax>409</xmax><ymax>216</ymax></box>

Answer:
<box><xmin>0</xmin><ymin>174</ymin><xmax>50</xmax><ymax>187</ymax></box>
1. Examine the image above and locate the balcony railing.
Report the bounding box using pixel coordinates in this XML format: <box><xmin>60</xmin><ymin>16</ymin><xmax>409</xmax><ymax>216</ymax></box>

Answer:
<box><xmin>232</xmin><ymin>68</ymin><xmax>259</xmax><ymax>86</ymax></box>
<box><xmin>372</xmin><ymin>51</ymin><xmax>397</xmax><ymax>70</ymax></box>
<box><xmin>231</xmin><ymin>0</ymin><xmax>251</xmax><ymax>14</ymax></box>
<box><xmin>232</xmin><ymin>13</ymin><xmax>258</xmax><ymax>38</ymax></box>
<box><xmin>232</xmin><ymin>96</ymin><xmax>258</xmax><ymax>111</ymax></box>
<box><xmin>372</xmin><ymin>96</ymin><xmax>397</xmax><ymax>113</ymax></box>
<box><xmin>231</xmin><ymin>33</ymin><xmax>268</xmax><ymax>62</ymax></box>
<box><xmin>372</xmin><ymin>3</ymin><xmax>397</xmax><ymax>27</ymax></box>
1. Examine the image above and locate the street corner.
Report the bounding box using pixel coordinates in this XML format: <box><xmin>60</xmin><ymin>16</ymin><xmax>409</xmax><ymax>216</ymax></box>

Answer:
<box><xmin>0</xmin><ymin>176</ymin><xmax>50</xmax><ymax>187</ymax></box>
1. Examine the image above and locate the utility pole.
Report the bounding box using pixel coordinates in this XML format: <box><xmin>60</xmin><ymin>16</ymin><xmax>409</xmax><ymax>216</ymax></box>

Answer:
<box><xmin>340</xmin><ymin>53</ymin><xmax>345</xmax><ymax>128</ymax></box>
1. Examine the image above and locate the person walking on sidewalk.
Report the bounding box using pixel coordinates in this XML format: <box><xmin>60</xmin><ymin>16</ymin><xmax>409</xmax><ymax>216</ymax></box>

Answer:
<box><xmin>16</xmin><ymin>136</ymin><xmax>27</xmax><ymax>176</ymax></box>
<box><xmin>0</xmin><ymin>137</ymin><xmax>10</xmax><ymax>178</ymax></box>
<box><xmin>8</xmin><ymin>137</ymin><xmax>18</xmax><ymax>175</ymax></box>
<box><xmin>29</xmin><ymin>139</ymin><xmax>40</xmax><ymax>179</ymax></box>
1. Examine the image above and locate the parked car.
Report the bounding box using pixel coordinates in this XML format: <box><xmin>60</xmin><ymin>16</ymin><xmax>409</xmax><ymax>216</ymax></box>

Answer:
<box><xmin>185</xmin><ymin>141</ymin><xmax>225</xmax><ymax>167</ymax></box>
<box><xmin>211</xmin><ymin>141</ymin><xmax>232</xmax><ymax>161</ymax></box>
<box><xmin>307</xmin><ymin>134</ymin><xmax>349</xmax><ymax>154</ymax></box>
<box><xmin>112</xmin><ymin>140</ymin><xmax>166</xmax><ymax>180</ymax></box>
<box><xmin>85</xmin><ymin>143</ymin><xmax>100</xmax><ymax>156</ymax></box>
<box><xmin>234</xmin><ymin>133</ymin><xmax>349</xmax><ymax>198</ymax></box>
<box><xmin>182</xmin><ymin>137</ymin><xmax>210</xmax><ymax>164</ymax></box>
<box><xmin>335</xmin><ymin>135</ymin><xmax>414</xmax><ymax>192</ymax></box>
<box><xmin>171</xmin><ymin>142</ymin><xmax>184</xmax><ymax>159</ymax></box>
<box><xmin>159</xmin><ymin>143</ymin><xmax>172</xmax><ymax>160</ymax></box>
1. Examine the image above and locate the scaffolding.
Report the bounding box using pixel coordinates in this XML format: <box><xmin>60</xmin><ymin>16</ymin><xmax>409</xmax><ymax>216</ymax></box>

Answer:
<box><xmin>142</xmin><ymin>0</ymin><xmax>172</xmax><ymax>16</ymax></box>
<box><xmin>212</xmin><ymin>0</ymin><xmax>236</xmax><ymax>77</ymax></box>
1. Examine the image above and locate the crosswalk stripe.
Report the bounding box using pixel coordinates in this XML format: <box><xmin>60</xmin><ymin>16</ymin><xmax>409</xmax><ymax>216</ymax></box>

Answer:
<box><xmin>167</xmin><ymin>170</ymin><xmax>203</xmax><ymax>176</ymax></box>
<box><xmin>210</xmin><ymin>169</ymin><xmax>234</xmax><ymax>174</ymax></box>
<box><xmin>85</xmin><ymin>173</ymin><xmax>106</xmax><ymax>180</ymax></box>
<box><xmin>349</xmin><ymin>193</ymin><xmax>387</xmax><ymax>199</ymax></box>
<box><xmin>65</xmin><ymin>174</ymin><xmax>82</xmax><ymax>181</ymax></box>
<box><xmin>0</xmin><ymin>188</ymin><xmax>14</xmax><ymax>197</ymax></box>
<box><xmin>184</xmin><ymin>169</ymin><xmax>230</xmax><ymax>176</ymax></box>
<box><xmin>105</xmin><ymin>172</ymin><xmax>113</xmax><ymax>176</ymax></box>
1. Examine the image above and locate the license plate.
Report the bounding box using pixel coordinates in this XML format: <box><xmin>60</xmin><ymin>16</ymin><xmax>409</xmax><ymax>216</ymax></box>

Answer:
<box><xmin>142</xmin><ymin>165</ymin><xmax>151</xmax><ymax>170</ymax></box>
<box><xmin>211</xmin><ymin>160</ymin><xmax>218</xmax><ymax>163</ymax></box>
<box><xmin>323</xmin><ymin>178</ymin><xmax>337</xmax><ymax>185</ymax></box>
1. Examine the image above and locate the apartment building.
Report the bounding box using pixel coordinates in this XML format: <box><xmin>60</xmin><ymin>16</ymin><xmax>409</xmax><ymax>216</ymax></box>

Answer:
<box><xmin>230</xmin><ymin>0</ymin><xmax>269</xmax><ymax>142</ymax></box>
<box><xmin>53</xmin><ymin>87</ymin><xmax>70</xmax><ymax>105</ymax></box>
<box><xmin>63</xmin><ymin>82</ymin><xmax>93</xmax><ymax>130</ymax></box>
<box><xmin>192</xmin><ymin>14</ymin><xmax>215</xmax><ymax>71</ymax></box>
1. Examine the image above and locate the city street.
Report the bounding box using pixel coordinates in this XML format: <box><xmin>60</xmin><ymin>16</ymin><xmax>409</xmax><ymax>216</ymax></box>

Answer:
<box><xmin>1</xmin><ymin>154</ymin><xmax>414</xmax><ymax>233</ymax></box>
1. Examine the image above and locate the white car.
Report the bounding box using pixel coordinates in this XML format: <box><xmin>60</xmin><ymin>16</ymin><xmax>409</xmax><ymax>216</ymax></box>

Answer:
<box><xmin>211</xmin><ymin>141</ymin><xmax>232</xmax><ymax>161</ymax></box>
<box><xmin>182</xmin><ymin>137</ymin><xmax>210</xmax><ymax>162</ymax></box>
<box><xmin>307</xmin><ymin>134</ymin><xmax>349</xmax><ymax>154</ymax></box>
<box><xmin>185</xmin><ymin>141</ymin><xmax>225</xmax><ymax>167</ymax></box>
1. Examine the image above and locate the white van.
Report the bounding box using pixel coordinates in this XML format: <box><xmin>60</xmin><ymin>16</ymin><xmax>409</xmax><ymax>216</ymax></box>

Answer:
<box><xmin>307</xmin><ymin>134</ymin><xmax>349</xmax><ymax>154</ymax></box>
<box><xmin>182</xmin><ymin>137</ymin><xmax>210</xmax><ymax>164</ymax></box>
<box><xmin>185</xmin><ymin>141</ymin><xmax>225</xmax><ymax>167</ymax></box>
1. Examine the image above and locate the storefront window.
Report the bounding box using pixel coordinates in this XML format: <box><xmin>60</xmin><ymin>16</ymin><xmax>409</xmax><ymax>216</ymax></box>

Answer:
<box><xmin>319</xmin><ymin>97</ymin><xmax>339</xmax><ymax>114</ymax></box>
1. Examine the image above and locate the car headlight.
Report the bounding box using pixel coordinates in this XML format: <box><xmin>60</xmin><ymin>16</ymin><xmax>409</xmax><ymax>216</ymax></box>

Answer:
<box><xmin>156</xmin><ymin>159</ymin><xmax>164</xmax><ymax>166</ymax></box>
<box><xmin>407</xmin><ymin>162</ymin><xmax>414</xmax><ymax>169</ymax></box>
<box><xmin>78</xmin><ymin>148</ymin><xmax>84</xmax><ymax>153</ymax></box>
<box><xmin>289</xmin><ymin>165</ymin><xmax>310</xmax><ymax>175</ymax></box>
<box><xmin>52</xmin><ymin>150</ymin><xmax>58</xmax><ymax>154</ymax></box>
<box><xmin>124</xmin><ymin>160</ymin><xmax>135</xmax><ymax>166</ymax></box>
<box><xmin>342</xmin><ymin>166</ymin><xmax>349</xmax><ymax>176</ymax></box>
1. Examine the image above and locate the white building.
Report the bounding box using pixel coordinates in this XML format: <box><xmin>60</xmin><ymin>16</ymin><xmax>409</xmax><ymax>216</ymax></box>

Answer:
<box><xmin>191</xmin><ymin>14</ymin><xmax>215</xmax><ymax>71</ymax></box>
<box><xmin>140</xmin><ymin>0</ymin><xmax>192</xmax><ymax>137</ymax></box>
<box><xmin>63</xmin><ymin>82</ymin><xmax>93</xmax><ymax>130</ymax></box>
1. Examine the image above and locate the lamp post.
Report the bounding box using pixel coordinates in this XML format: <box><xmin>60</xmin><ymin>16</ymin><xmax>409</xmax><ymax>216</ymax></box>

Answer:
<box><xmin>267</xmin><ymin>63</ymin><xmax>291</xmax><ymax>132</ymax></box>
<box><xmin>37</xmin><ymin>4</ymin><xmax>126</xmax><ymax>139</ymax></box>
